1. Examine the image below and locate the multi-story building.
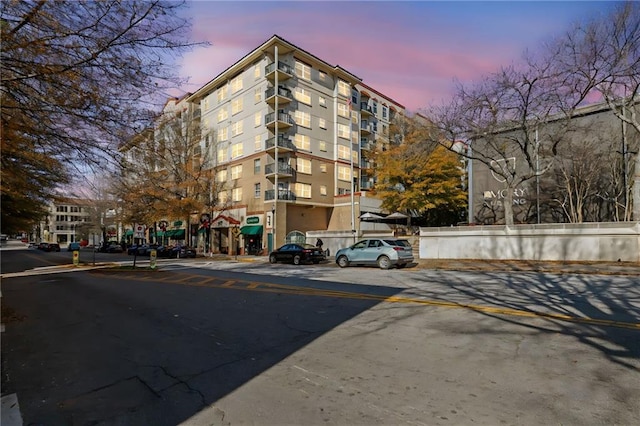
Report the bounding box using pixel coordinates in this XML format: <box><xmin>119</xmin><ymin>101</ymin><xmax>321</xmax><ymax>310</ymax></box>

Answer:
<box><xmin>37</xmin><ymin>198</ymin><xmax>93</xmax><ymax>245</ymax></box>
<box><xmin>183</xmin><ymin>34</ymin><xmax>404</xmax><ymax>253</ymax></box>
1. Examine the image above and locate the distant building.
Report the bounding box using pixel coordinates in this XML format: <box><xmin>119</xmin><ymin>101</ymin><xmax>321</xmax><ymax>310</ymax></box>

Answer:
<box><xmin>38</xmin><ymin>198</ymin><xmax>93</xmax><ymax>244</ymax></box>
<box><xmin>469</xmin><ymin>99</ymin><xmax>640</xmax><ymax>224</ymax></box>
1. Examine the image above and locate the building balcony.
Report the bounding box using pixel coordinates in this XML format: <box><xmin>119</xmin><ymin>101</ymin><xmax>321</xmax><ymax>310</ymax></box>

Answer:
<box><xmin>361</xmin><ymin>181</ymin><xmax>374</xmax><ymax>190</ymax></box>
<box><xmin>265</xmin><ymin>163</ymin><xmax>295</xmax><ymax>179</ymax></box>
<box><xmin>265</xmin><ymin>189</ymin><xmax>297</xmax><ymax>201</ymax></box>
<box><xmin>360</xmin><ymin>103</ymin><xmax>373</xmax><ymax>116</ymax></box>
<box><xmin>360</xmin><ymin>122</ymin><xmax>373</xmax><ymax>135</ymax></box>
<box><xmin>265</xmin><ymin>134</ymin><xmax>296</xmax><ymax>152</ymax></box>
<box><xmin>265</xmin><ymin>61</ymin><xmax>294</xmax><ymax>82</ymax></box>
<box><xmin>265</xmin><ymin>111</ymin><xmax>295</xmax><ymax>130</ymax></box>
<box><xmin>265</xmin><ymin>86</ymin><xmax>293</xmax><ymax>106</ymax></box>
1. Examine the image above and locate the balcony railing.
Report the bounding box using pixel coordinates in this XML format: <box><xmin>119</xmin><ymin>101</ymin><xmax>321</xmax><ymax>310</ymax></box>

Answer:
<box><xmin>265</xmin><ymin>111</ymin><xmax>295</xmax><ymax>128</ymax></box>
<box><xmin>265</xmin><ymin>163</ymin><xmax>295</xmax><ymax>177</ymax></box>
<box><xmin>265</xmin><ymin>86</ymin><xmax>292</xmax><ymax>105</ymax></box>
<box><xmin>265</xmin><ymin>189</ymin><xmax>297</xmax><ymax>201</ymax></box>
<box><xmin>265</xmin><ymin>61</ymin><xmax>294</xmax><ymax>80</ymax></box>
<box><xmin>265</xmin><ymin>134</ymin><xmax>296</xmax><ymax>151</ymax></box>
<box><xmin>360</xmin><ymin>103</ymin><xmax>373</xmax><ymax>115</ymax></box>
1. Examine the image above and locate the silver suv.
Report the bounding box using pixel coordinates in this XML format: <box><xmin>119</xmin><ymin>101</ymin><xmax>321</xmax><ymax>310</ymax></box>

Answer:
<box><xmin>335</xmin><ymin>238</ymin><xmax>414</xmax><ymax>269</ymax></box>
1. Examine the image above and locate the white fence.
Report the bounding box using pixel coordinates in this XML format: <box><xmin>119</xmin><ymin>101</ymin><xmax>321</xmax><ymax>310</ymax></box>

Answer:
<box><xmin>419</xmin><ymin>222</ymin><xmax>640</xmax><ymax>262</ymax></box>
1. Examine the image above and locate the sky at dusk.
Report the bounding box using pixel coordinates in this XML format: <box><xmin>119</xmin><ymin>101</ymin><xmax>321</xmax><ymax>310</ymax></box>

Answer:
<box><xmin>176</xmin><ymin>1</ymin><xmax>623</xmax><ymax>112</ymax></box>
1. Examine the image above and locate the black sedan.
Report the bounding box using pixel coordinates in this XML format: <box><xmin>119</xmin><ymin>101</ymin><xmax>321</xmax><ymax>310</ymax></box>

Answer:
<box><xmin>269</xmin><ymin>243</ymin><xmax>325</xmax><ymax>265</ymax></box>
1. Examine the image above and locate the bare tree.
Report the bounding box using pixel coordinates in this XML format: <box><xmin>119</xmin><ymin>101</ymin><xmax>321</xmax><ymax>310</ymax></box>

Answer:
<box><xmin>546</xmin><ymin>1</ymin><xmax>640</xmax><ymax>219</ymax></box>
<box><xmin>1</xmin><ymin>0</ymin><xmax>204</xmax><ymax>233</ymax></box>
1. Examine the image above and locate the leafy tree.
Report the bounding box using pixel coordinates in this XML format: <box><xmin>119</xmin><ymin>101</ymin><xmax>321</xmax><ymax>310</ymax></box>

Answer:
<box><xmin>1</xmin><ymin>0</ymin><xmax>202</xmax><ymax>233</ymax></box>
<box><xmin>373</xmin><ymin>117</ymin><xmax>467</xmax><ymax>226</ymax></box>
<box><xmin>115</xmin><ymin>97</ymin><xmax>225</xmax><ymax>247</ymax></box>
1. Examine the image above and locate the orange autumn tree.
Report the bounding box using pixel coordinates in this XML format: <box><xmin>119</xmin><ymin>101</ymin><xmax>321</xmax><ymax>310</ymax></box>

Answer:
<box><xmin>373</xmin><ymin>117</ymin><xmax>467</xmax><ymax>226</ymax></box>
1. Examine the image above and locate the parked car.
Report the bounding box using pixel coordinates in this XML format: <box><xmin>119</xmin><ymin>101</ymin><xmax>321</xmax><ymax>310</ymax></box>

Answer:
<box><xmin>127</xmin><ymin>244</ymin><xmax>153</xmax><ymax>256</ymax></box>
<box><xmin>335</xmin><ymin>238</ymin><xmax>414</xmax><ymax>269</ymax></box>
<box><xmin>169</xmin><ymin>245</ymin><xmax>196</xmax><ymax>258</ymax></box>
<box><xmin>68</xmin><ymin>242</ymin><xmax>81</xmax><ymax>251</ymax></box>
<box><xmin>39</xmin><ymin>242</ymin><xmax>61</xmax><ymax>252</ymax></box>
<box><xmin>269</xmin><ymin>243</ymin><xmax>325</xmax><ymax>265</ymax></box>
<box><xmin>96</xmin><ymin>243</ymin><xmax>123</xmax><ymax>253</ymax></box>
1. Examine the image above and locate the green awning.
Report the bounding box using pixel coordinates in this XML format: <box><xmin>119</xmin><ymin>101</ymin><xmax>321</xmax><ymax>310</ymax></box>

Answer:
<box><xmin>152</xmin><ymin>231</ymin><xmax>165</xmax><ymax>237</ymax></box>
<box><xmin>124</xmin><ymin>230</ymin><xmax>133</xmax><ymax>237</ymax></box>
<box><xmin>240</xmin><ymin>225</ymin><xmax>263</xmax><ymax>235</ymax></box>
<box><xmin>166</xmin><ymin>229</ymin><xmax>185</xmax><ymax>239</ymax></box>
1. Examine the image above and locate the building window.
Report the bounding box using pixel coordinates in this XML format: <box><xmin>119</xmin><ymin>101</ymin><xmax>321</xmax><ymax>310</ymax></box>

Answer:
<box><xmin>337</xmin><ymin>165</ymin><xmax>351</xmax><ymax>181</ymax></box>
<box><xmin>218</xmin><ymin>190</ymin><xmax>229</xmax><ymax>204</ymax></box>
<box><xmin>254</xmin><ymin>88</ymin><xmax>262</xmax><ymax>103</ymax></box>
<box><xmin>254</xmin><ymin>135</ymin><xmax>262</xmax><ymax>151</ymax></box>
<box><xmin>254</xmin><ymin>64</ymin><xmax>261</xmax><ymax>79</ymax></box>
<box><xmin>231</xmin><ymin>142</ymin><xmax>243</xmax><ymax>158</ymax></box>
<box><xmin>231</xmin><ymin>76</ymin><xmax>243</xmax><ymax>93</ymax></box>
<box><xmin>320</xmin><ymin>163</ymin><xmax>327</xmax><ymax>173</ymax></box>
<box><xmin>254</xmin><ymin>158</ymin><xmax>261</xmax><ymax>174</ymax></box>
<box><xmin>232</xmin><ymin>187</ymin><xmax>243</xmax><ymax>202</ymax></box>
<box><xmin>338</xmin><ymin>145</ymin><xmax>350</xmax><ymax>160</ymax></box>
<box><xmin>297</xmin><ymin>158</ymin><xmax>311</xmax><ymax>174</ymax></box>
<box><xmin>338</xmin><ymin>80</ymin><xmax>350</xmax><ymax>97</ymax></box>
<box><xmin>294</xmin><ymin>134</ymin><xmax>310</xmax><ymax>151</ymax></box>
<box><xmin>254</xmin><ymin>112</ymin><xmax>261</xmax><ymax>127</ymax></box>
<box><xmin>382</xmin><ymin>106</ymin><xmax>388</xmax><ymax>119</ymax></box>
<box><xmin>231</xmin><ymin>98</ymin><xmax>243</xmax><ymax>115</ymax></box>
<box><xmin>217</xmin><ymin>108</ymin><xmax>228</xmax><ymax>122</ymax></box>
<box><xmin>294</xmin><ymin>87</ymin><xmax>311</xmax><ymax>105</ymax></box>
<box><xmin>217</xmin><ymin>85</ymin><xmax>228</xmax><ymax>103</ymax></box>
<box><xmin>231</xmin><ymin>120</ymin><xmax>243</xmax><ymax>137</ymax></box>
<box><xmin>294</xmin><ymin>110</ymin><xmax>311</xmax><ymax>128</ymax></box>
<box><xmin>319</xmin><ymin>141</ymin><xmax>327</xmax><ymax>152</ymax></box>
<box><xmin>217</xmin><ymin>146</ymin><xmax>228</xmax><ymax>163</ymax></box>
<box><xmin>231</xmin><ymin>164</ymin><xmax>243</xmax><ymax>180</ymax></box>
<box><xmin>216</xmin><ymin>127</ymin><xmax>228</xmax><ymax>142</ymax></box>
<box><xmin>320</xmin><ymin>185</ymin><xmax>327</xmax><ymax>196</ymax></box>
<box><xmin>318</xmin><ymin>117</ymin><xmax>326</xmax><ymax>129</ymax></box>
<box><xmin>294</xmin><ymin>182</ymin><xmax>311</xmax><ymax>198</ymax></box>
<box><xmin>338</xmin><ymin>103</ymin><xmax>349</xmax><ymax>118</ymax></box>
<box><xmin>337</xmin><ymin>123</ymin><xmax>350</xmax><ymax>139</ymax></box>
<box><xmin>295</xmin><ymin>61</ymin><xmax>311</xmax><ymax>81</ymax></box>
<box><xmin>216</xmin><ymin>169</ymin><xmax>227</xmax><ymax>182</ymax></box>
<box><xmin>319</xmin><ymin>71</ymin><xmax>327</xmax><ymax>81</ymax></box>
<box><xmin>254</xmin><ymin>183</ymin><xmax>261</xmax><ymax>198</ymax></box>
<box><xmin>319</xmin><ymin>96</ymin><xmax>326</xmax><ymax>107</ymax></box>
<box><xmin>373</xmin><ymin>102</ymin><xmax>378</xmax><ymax>114</ymax></box>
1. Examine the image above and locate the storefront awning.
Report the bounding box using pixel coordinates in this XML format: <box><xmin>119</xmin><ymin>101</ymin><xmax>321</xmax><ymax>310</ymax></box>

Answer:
<box><xmin>124</xmin><ymin>230</ymin><xmax>133</xmax><ymax>237</ymax></box>
<box><xmin>240</xmin><ymin>225</ymin><xmax>263</xmax><ymax>235</ymax></box>
<box><xmin>166</xmin><ymin>229</ymin><xmax>186</xmax><ymax>239</ymax></box>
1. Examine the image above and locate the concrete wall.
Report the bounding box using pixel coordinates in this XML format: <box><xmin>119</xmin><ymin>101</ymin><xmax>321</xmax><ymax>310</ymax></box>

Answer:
<box><xmin>306</xmin><ymin>230</ymin><xmax>394</xmax><ymax>257</ymax></box>
<box><xmin>419</xmin><ymin>222</ymin><xmax>640</xmax><ymax>262</ymax></box>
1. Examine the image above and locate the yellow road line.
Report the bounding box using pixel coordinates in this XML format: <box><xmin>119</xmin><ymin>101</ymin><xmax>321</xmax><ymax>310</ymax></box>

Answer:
<box><xmin>113</xmin><ymin>272</ymin><xmax>640</xmax><ymax>331</ymax></box>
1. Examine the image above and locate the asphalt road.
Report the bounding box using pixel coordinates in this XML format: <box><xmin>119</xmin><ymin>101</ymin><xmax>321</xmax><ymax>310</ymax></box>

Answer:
<box><xmin>1</xmin><ymin>245</ymin><xmax>639</xmax><ymax>425</ymax></box>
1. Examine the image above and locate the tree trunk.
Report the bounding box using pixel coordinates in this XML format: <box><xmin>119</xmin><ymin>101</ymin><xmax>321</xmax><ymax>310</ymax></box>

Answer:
<box><xmin>503</xmin><ymin>186</ymin><xmax>515</xmax><ymax>226</ymax></box>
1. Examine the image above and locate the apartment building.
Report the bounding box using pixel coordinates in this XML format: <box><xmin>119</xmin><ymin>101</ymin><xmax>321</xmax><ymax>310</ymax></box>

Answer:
<box><xmin>183</xmin><ymin>35</ymin><xmax>404</xmax><ymax>253</ymax></box>
<box><xmin>122</xmin><ymin>35</ymin><xmax>404</xmax><ymax>254</ymax></box>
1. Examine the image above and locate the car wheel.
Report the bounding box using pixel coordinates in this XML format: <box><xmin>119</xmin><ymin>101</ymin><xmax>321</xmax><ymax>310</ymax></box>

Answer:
<box><xmin>293</xmin><ymin>254</ymin><xmax>302</xmax><ymax>265</ymax></box>
<box><xmin>336</xmin><ymin>255</ymin><xmax>349</xmax><ymax>268</ymax></box>
<box><xmin>377</xmin><ymin>255</ymin><xmax>391</xmax><ymax>270</ymax></box>
<box><xmin>269</xmin><ymin>254</ymin><xmax>277</xmax><ymax>264</ymax></box>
